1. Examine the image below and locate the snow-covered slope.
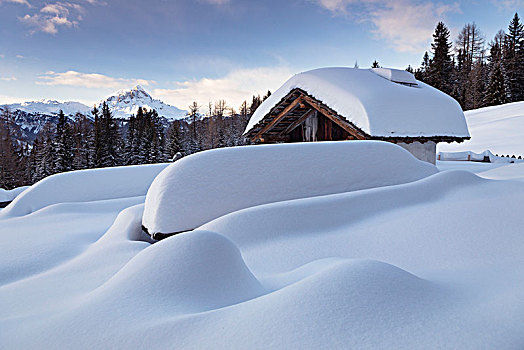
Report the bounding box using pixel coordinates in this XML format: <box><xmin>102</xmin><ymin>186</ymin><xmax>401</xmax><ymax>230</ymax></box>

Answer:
<box><xmin>100</xmin><ymin>85</ymin><xmax>186</xmax><ymax>120</ymax></box>
<box><xmin>3</xmin><ymin>100</ymin><xmax>91</xmax><ymax>116</ymax></box>
<box><xmin>3</xmin><ymin>145</ymin><xmax>524</xmax><ymax>348</ymax></box>
<box><xmin>438</xmin><ymin>101</ymin><xmax>524</xmax><ymax>156</ymax></box>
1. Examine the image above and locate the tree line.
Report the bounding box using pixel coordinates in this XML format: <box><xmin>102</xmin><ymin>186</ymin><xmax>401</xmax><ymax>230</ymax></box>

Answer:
<box><xmin>410</xmin><ymin>12</ymin><xmax>523</xmax><ymax>110</ymax></box>
<box><xmin>0</xmin><ymin>93</ymin><xmax>269</xmax><ymax>190</ymax></box>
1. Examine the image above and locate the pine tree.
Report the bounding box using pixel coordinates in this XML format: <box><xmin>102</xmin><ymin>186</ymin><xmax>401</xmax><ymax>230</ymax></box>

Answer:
<box><xmin>99</xmin><ymin>102</ymin><xmax>122</xmax><ymax>167</ymax></box>
<box><xmin>503</xmin><ymin>13</ymin><xmax>524</xmax><ymax>102</ymax></box>
<box><xmin>484</xmin><ymin>63</ymin><xmax>507</xmax><ymax>106</ymax></box>
<box><xmin>166</xmin><ymin>120</ymin><xmax>183</xmax><ymax>158</ymax></box>
<box><xmin>0</xmin><ymin>111</ymin><xmax>19</xmax><ymax>189</ymax></box>
<box><xmin>249</xmin><ymin>95</ymin><xmax>262</xmax><ymax>114</ymax></box>
<box><xmin>33</xmin><ymin>123</ymin><xmax>56</xmax><ymax>182</ymax></box>
<box><xmin>72</xmin><ymin>113</ymin><xmax>93</xmax><ymax>170</ymax></box>
<box><xmin>92</xmin><ymin>106</ymin><xmax>103</xmax><ymax>167</ymax></box>
<box><xmin>54</xmin><ymin>110</ymin><xmax>74</xmax><ymax>173</ymax></box>
<box><xmin>484</xmin><ymin>33</ymin><xmax>508</xmax><ymax>106</ymax></box>
<box><xmin>427</xmin><ymin>22</ymin><xmax>454</xmax><ymax>94</ymax></box>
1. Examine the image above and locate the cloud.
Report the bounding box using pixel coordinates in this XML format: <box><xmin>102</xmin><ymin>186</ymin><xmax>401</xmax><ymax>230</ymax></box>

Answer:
<box><xmin>18</xmin><ymin>0</ymin><xmax>104</xmax><ymax>34</ymax></box>
<box><xmin>0</xmin><ymin>54</ymin><xmax>5</xmax><ymax>59</ymax></box>
<box><xmin>313</xmin><ymin>0</ymin><xmax>461</xmax><ymax>53</ymax></box>
<box><xmin>153</xmin><ymin>66</ymin><xmax>293</xmax><ymax>110</ymax></box>
<box><xmin>369</xmin><ymin>1</ymin><xmax>460</xmax><ymax>52</ymax></box>
<box><xmin>37</xmin><ymin>70</ymin><xmax>156</xmax><ymax>89</ymax></box>
<box><xmin>0</xmin><ymin>76</ymin><xmax>17</xmax><ymax>81</ymax></box>
<box><xmin>0</xmin><ymin>0</ymin><xmax>31</xmax><ymax>7</ymax></box>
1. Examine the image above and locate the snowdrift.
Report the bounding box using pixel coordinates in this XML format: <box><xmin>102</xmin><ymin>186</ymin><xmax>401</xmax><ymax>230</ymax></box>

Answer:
<box><xmin>0</xmin><ymin>163</ymin><xmax>169</xmax><ymax>217</ymax></box>
<box><xmin>142</xmin><ymin>141</ymin><xmax>438</xmax><ymax>238</ymax></box>
<box><xmin>4</xmin><ymin>167</ymin><xmax>524</xmax><ymax>348</ymax></box>
<box><xmin>0</xmin><ymin>186</ymin><xmax>29</xmax><ymax>203</ymax></box>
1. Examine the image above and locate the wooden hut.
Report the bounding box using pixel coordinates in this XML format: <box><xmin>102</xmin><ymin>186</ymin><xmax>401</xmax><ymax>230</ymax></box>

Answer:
<box><xmin>243</xmin><ymin>67</ymin><xmax>470</xmax><ymax>164</ymax></box>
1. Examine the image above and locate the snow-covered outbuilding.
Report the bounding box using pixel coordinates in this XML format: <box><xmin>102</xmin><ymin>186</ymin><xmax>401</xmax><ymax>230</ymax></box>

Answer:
<box><xmin>243</xmin><ymin>67</ymin><xmax>470</xmax><ymax>164</ymax></box>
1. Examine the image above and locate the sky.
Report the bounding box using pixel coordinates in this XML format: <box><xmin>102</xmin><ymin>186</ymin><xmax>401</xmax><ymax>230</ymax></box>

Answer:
<box><xmin>0</xmin><ymin>0</ymin><xmax>522</xmax><ymax>110</ymax></box>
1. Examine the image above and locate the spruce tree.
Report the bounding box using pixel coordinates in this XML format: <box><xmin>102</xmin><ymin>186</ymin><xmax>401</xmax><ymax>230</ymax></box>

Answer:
<box><xmin>100</xmin><ymin>102</ymin><xmax>122</xmax><ymax>167</ymax></box>
<box><xmin>503</xmin><ymin>13</ymin><xmax>524</xmax><ymax>102</ymax></box>
<box><xmin>484</xmin><ymin>35</ymin><xmax>507</xmax><ymax>106</ymax></box>
<box><xmin>166</xmin><ymin>121</ymin><xmax>183</xmax><ymax>159</ymax></box>
<box><xmin>54</xmin><ymin>110</ymin><xmax>74</xmax><ymax>173</ymax></box>
<box><xmin>92</xmin><ymin>106</ymin><xmax>103</xmax><ymax>167</ymax></box>
<box><xmin>427</xmin><ymin>22</ymin><xmax>454</xmax><ymax>94</ymax></box>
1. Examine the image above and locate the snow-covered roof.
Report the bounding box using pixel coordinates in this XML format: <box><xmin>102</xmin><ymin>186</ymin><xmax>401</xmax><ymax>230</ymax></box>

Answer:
<box><xmin>245</xmin><ymin>67</ymin><xmax>470</xmax><ymax>139</ymax></box>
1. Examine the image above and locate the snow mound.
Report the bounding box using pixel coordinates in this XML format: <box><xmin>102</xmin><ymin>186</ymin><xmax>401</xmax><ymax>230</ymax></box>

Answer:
<box><xmin>0</xmin><ymin>163</ymin><xmax>169</xmax><ymax>217</ymax></box>
<box><xmin>87</xmin><ymin>230</ymin><xmax>266</xmax><ymax>315</ymax></box>
<box><xmin>143</xmin><ymin>141</ymin><xmax>438</xmax><ymax>237</ymax></box>
<box><xmin>438</xmin><ymin>101</ymin><xmax>524</xmax><ymax>156</ymax></box>
<box><xmin>0</xmin><ymin>186</ymin><xmax>29</xmax><ymax>202</ymax></box>
<box><xmin>245</xmin><ymin>67</ymin><xmax>469</xmax><ymax>138</ymax></box>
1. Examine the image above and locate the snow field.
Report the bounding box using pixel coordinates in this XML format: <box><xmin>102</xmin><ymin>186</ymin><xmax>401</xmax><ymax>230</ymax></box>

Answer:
<box><xmin>439</xmin><ymin>101</ymin><xmax>524</xmax><ymax>156</ymax></box>
<box><xmin>2</xmin><ymin>142</ymin><xmax>524</xmax><ymax>348</ymax></box>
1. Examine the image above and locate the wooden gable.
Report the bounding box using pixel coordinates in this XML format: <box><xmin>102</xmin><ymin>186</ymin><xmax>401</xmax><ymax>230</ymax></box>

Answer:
<box><xmin>245</xmin><ymin>88</ymin><xmax>368</xmax><ymax>143</ymax></box>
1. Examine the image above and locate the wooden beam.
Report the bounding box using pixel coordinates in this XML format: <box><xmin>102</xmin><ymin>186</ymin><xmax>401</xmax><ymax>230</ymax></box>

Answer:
<box><xmin>278</xmin><ymin>109</ymin><xmax>314</xmax><ymax>136</ymax></box>
<box><xmin>302</xmin><ymin>95</ymin><xmax>367</xmax><ymax>140</ymax></box>
<box><xmin>251</xmin><ymin>95</ymin><xmax>304</xmax><ymax>142</ymax></box>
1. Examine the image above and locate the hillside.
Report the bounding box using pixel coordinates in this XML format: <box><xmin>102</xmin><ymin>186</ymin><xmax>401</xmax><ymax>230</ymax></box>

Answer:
<box><xmin>438</xmin><ymin>101</ymin><xmax>524</xmax><ymax>157</ymax></box>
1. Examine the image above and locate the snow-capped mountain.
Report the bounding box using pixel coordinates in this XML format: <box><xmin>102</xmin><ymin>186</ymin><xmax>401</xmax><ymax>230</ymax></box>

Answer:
<box><xmin>2</xmin><ymin>86</ymin><xmax>186</xmax><ymax>121</ymax></box>
<box><xmin>99</xmin><ymin>85</ymin><xmax>186</xmax><ymax>120</ymax></box>
<box><xmin>4</xmin><ymin>99</ymin><xmax>91</xmax><ymax>117</ymax></box>
<box><xmin>1</xmin><ymin>86</ymin><xmax>187</xmax><ymax>142</ymax></box>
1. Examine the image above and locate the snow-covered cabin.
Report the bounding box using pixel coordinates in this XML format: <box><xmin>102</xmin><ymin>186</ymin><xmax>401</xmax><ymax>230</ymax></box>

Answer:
<box><xmin>243</xmin><ymin>67</ymin><xmax>470</xmax><ymax>164</ymax></box>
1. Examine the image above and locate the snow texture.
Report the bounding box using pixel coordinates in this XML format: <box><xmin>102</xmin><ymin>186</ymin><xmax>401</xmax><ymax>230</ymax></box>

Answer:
<box><xmin>245</xmin><ymin>67</ymin><xmax>470</xmax><ymax>138</ymax></box>
<box><xmin>0</xmin><ymin>163</ymin><xmax>168</xmax><ymax>218</ymax></box>
<box><xmin>142</xmin><ymin>141</ymin><xmax>437</xmax><ymax>235</ymax></box>
<box><xmin>439</xmin><ymin>101</ymin><xmax>524</xmax><ymax>156</ymax></box>
<box><xmin>3</xmin><ymin>141</ymin><xmax>524</xmax><ymax>348</ymax></box>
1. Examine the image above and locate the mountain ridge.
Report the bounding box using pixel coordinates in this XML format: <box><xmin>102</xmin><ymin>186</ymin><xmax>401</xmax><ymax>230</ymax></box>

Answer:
<box><xmin>2</xmin><ymin>85</ymin><xmax>187</xmax><ymax>121</ymax></box>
